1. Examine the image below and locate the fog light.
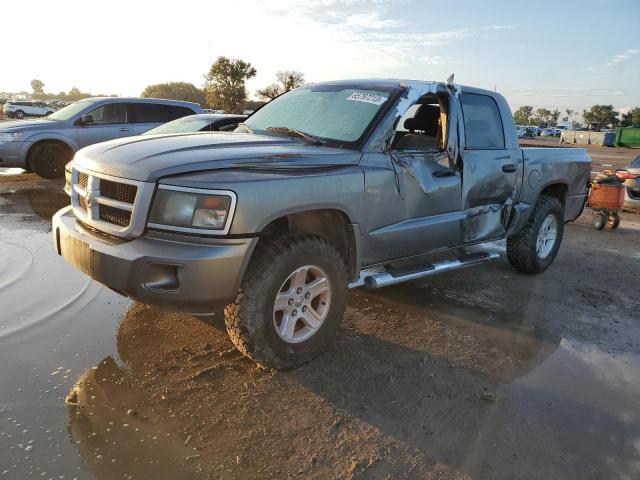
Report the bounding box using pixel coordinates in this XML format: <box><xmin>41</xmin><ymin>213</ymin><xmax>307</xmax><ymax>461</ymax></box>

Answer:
<box><xmin>143</xmin><ymin>263</ymin><xmax>181</xmax><ymax>291</ymax></box>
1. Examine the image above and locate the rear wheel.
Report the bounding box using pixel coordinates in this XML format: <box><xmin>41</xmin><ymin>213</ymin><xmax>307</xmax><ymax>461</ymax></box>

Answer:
<box><xmin>29</xmin><ymin>142</ymin><xmax>71</xmax><ymax>179</ymax></box>
<box><xmin>507</xmin><ymin>195</ymin><xmax>564</xmax><ymax>273</ymax></box>
<box><xmin>224</xmin><ymin>234</ymin><xmax>348</xmax><ymax>369</ymax></box>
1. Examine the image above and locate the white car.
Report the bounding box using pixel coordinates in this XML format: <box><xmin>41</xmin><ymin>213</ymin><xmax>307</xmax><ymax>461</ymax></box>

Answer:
<box><xmin>4</xmin><ymin>101</ymin><xmax>54</xmax><ymax>119</ymax></box>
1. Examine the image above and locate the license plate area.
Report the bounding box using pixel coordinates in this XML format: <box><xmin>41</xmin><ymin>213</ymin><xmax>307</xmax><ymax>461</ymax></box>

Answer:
<box><xmin>60</xmin><ymin>232</ymin><xmax>97</xmax><ymax>277</ymax></box>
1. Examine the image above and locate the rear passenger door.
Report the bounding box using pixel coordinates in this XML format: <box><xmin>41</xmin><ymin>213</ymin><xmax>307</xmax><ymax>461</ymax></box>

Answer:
<box><xmin>459</xmin><ymin>92</ymin><xmax>521</xmax><ymax>243</ymax></box>
<box><xmin>76</xmin><ymin>103</ymin><xmax>132</xmax><ymax>148</ymax></box>
<box><xmin>129</xmin><ymin>103</ymin><xmax>170</xmax><ymax>134</ymax></box>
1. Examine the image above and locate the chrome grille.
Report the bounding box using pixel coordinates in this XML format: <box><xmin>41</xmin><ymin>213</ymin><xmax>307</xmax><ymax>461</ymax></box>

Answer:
<box><xmin>78</xmin><ymin>172</ymin><xmax>89</xmax><ymax>190</ymax></box>
<box><xmin>70</xmin><ymin>167</ymin><xmax>154</xmax><ymax>238</ymax></box>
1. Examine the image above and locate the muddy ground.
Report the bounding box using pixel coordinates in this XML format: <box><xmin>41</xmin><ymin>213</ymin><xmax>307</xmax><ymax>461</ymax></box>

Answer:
<box><xmin>0</xmin><ymin>159</ymin><xmax>639</xmax><ymax>479</ymax></box>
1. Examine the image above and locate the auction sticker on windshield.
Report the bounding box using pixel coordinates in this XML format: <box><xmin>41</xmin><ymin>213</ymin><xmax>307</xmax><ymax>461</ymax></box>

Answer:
<box><xmin>346</xmin><ymin>92</ymin><xmax>388</xmax><ymax>105</ymax></box>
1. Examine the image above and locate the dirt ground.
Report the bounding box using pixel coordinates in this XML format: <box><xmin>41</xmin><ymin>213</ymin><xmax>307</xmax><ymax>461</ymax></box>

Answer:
<box><xmin>0</xmin><ymin>168</ymin><xmax>639</xmax><ymax>480</ymax></box>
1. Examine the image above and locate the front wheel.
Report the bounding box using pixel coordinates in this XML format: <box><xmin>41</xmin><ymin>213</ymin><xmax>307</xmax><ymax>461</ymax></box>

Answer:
<box><xmin>224</xmin><ymin>235</ymin><xmax>348</xmax><ymax>369</ymax></box>
<box><xmin>507</xmin><ymin>195</ymin><xmax>564</xmax><ymax>273</ymax></box>
<box><xmin>29</xmin><ymin>142</ymin><xmax>71</xmax><ymax>179</ymax></box>
<box><xmin>15</xmin><ymin>110</ymin><xmax>25</xmax><ymax>119</ymax></box>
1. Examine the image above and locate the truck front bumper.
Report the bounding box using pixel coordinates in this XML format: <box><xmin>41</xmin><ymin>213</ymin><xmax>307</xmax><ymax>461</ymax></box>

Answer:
<box><xmin>52</xmin><ymin>206</ymin><xmax>258</xmax><ymax>313</ymax></box>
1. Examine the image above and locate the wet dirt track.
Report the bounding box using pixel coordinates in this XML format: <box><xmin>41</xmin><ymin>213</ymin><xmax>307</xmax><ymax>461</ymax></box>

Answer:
<box><xmin>1</xmin><ymin>170</ymin><xmax>639</xmax><ymax>480</ymax></box>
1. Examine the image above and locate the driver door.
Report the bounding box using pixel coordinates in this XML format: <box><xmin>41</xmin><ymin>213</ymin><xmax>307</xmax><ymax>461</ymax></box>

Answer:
<box><xmin>76</xmin><ymin>103</ymin><xmax>133</xmax><ymax>148</ymax></box>
<box><xmin>361</xmin><ymin>93</ymin><xmax>464</xmax><ymax>265</ymax></box>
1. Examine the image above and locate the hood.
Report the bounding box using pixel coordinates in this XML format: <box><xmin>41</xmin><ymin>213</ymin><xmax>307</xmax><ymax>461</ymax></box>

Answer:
<box><xmin>0</xmin><ymin>119</ymin><xmax>65</xmax><ymax>133</ymax></box>
<box><xmin>73</xmin><ymin>132</ymin><xmax>362</xmax><ymax>182</ymax></box>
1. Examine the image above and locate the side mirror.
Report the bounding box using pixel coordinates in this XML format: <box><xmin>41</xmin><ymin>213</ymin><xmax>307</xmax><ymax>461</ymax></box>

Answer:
<box><xmin>76</xmin><ymin>114</ymin><xmax>94</xmax><ymax>125</ymax></box>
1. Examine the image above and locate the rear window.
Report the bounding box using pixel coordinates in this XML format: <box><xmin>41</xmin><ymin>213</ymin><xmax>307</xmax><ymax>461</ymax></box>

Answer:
<box><xmin>460</xmin><ymin>93</ymin><xmax>505</xmax><ymax>149</ymax></box>
<box><xmin>167</xmin><ymin>105</ymin><xmax>196</xmax><ymax>121</ymax></box>
<box><xmin>131</xmin><ymin>103</ymin><xmax>169</xmax><ymax>123</ymax></box>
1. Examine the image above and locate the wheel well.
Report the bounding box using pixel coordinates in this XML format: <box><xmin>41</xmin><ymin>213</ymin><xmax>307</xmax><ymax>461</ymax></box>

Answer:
<box><xmin>261</xmin><ymin>209</ymin><xmax>358</xmax><ymax>280</ymax></box>
<box><xmin>540</xmin><ymin>183</ymin><xmax>567</xmax><ymax>205</ymax></box>
<box><xmin>26</xmin><ymin>139</ymin><xmax>73</xmax><ymax>170</ymax></box>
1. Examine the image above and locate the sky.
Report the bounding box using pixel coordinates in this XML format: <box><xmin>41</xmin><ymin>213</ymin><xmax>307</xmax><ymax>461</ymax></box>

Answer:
<box><xmin>2</xmin><ymin>0</ymin><xmax>639</xmax><ymax>114</ymax></box>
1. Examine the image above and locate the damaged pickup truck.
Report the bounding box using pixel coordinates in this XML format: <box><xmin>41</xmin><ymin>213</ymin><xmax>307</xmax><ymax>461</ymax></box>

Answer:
<box><xmin>53</xmin><ymin>79</ymin><xmax>591</xmax><ymax>368</ymax></box>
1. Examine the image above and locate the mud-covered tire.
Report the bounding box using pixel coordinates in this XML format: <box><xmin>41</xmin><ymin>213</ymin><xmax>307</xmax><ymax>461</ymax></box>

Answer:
<box><xmin>29</xmin><ymin>142</ymin><xmax>71</xmax><ymax>179</ymax></box>
<box><xmin>507</xmin><ymin>195</ymin><xmax>564</xmax><ymax>274</ymax></box>
<box><xmin>224</xmin><ymin>234</ymin><xmax>348</xmax><ymax>369</ymax></box>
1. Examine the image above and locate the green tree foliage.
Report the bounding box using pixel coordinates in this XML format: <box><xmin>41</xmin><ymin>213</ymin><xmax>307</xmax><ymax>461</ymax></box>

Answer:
<box><xmin>550</xmin><ymin>109</ymin><xmax>561</xmax><ymax>126</ymax></box>
<box><xmin>513</xmin><ymin>105</ymin><xmax>533</xmax><ymax>125</ymax></box>
<box><xmin>582</xmin><ymin>105</ymin><xmax>619</xmax><ymax>128</ymax></box>
<box><xmin>256</xmin><ymin>70</ymin><xmax>306</xmax><ymax>101</ymax></box>
<box><xmin>204</xmin><ymin>57</ymin><xmax>256</xmax><ymax>113</ymax></box>
<box><xmin>31</xmin><ymin>79</ymin><xmax>45</xmax><ymax>95</ymax></box>
<box><xmin>67</xmin><ymin>87</ymin><xmax>84</xmax><ymax>101</ymax></box>
<box><xmin>620</xmin><ymin>107</ymin><xmax>640</xmax><ymax>127</ymax></box>
<box><xmin>141</xmin><ymin>82</ymin><xmax>205</xmax><ymax>105</ymax></box>
<box><xmin>243</xmin><ymin>99</ymin><xmax>265</xmax><ymax>112</ymax></box>
<box><xmin>532</xmin><ymin>108</ymin><xmax>552</xmax><ymax>126</ymax></box>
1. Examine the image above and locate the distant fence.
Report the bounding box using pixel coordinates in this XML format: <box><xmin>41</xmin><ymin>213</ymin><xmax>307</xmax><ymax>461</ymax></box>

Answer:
<box><xmin>560</xmin><ymin>130</ymin><xmax>616</xmax><ymax>147</ymax></box>
<box><xmin>615</xmin><ymin>127</ymin><xmax>640</xmax><ymax>148</ymax></box>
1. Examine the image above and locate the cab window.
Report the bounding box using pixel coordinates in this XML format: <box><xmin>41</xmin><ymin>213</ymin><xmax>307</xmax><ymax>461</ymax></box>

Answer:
<box><xmin>460</xmin><ymin>93</ymin><xmax>505</xmax><ymax>149</ymax></box>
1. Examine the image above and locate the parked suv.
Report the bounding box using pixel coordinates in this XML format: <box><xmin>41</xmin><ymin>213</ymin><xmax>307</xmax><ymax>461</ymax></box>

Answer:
<box><xmin>0</xmin><ymin>97</ymin><xmax>202</xmax><ymax>178</ymax></box>
<box><xmin>4</xmin><ymin>101</ymin><xmax>54</xmax><ymax>119</ymax></box>
<box><xmin>53</xmin><ymin>79</ymin><xmax>591</xmax><ymax>369</ymax></box>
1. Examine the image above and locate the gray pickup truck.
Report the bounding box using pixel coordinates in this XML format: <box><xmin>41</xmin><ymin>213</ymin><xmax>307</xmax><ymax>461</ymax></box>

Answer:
<box><xmin>52</xmin><ymin>79</ymin><xmax>591</xmax><ymax>368</ymax></box>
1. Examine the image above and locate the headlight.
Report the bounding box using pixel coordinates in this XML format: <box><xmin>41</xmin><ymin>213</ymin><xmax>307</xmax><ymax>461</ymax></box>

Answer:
<box><xmin>0</xmin><ymin>132</ymin><xmax>23</xmax><ymax>143</ymax></box>
<box><xmin>148</xmin><ymin>186</ymin><xmax>236</xmax><ymax>234</ymax></box>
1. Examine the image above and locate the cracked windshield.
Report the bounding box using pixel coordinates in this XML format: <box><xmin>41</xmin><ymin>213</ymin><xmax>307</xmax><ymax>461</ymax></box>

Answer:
<box><xmin>1</xmin><ymin>1</ymin><xmax>639</xmax><ymax>479</ymax></box>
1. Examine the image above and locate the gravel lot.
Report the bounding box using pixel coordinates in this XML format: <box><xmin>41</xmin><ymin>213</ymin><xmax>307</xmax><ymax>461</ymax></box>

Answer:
<box><xmin>0</xmin><ymin>158</ymin><xmax>639</xmax><ymax>479</ymax></box>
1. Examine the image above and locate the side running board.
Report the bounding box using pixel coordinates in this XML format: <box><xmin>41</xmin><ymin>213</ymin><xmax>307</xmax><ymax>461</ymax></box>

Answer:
<box><xmin>349</xmin><ymin>251</ymin><xmax>500</xmax><ymax>289</ymax></box>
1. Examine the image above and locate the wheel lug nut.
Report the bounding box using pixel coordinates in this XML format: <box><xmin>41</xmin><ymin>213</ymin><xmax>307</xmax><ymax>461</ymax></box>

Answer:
<box><xmin>304</xmin><ymin>292</ymin><xmax>310</xmax><ymax>299</ymax></box>
<box><xmin>288</xmin><ymin>298</ymin><xmax>294</xmax><ymax>305</ymax></box>
<box><xmin>302</xmin><ymin>306</ymin><xmax>307</xmax><ymax>312</ymax></box>
<box><xmin>296</xmin><ymin>287</ymin><xmax>303</xmax><ymax>294</ymax></box>
<box><xmin>292</xmin><ymin>310</ymin><xmax>297</xmax><ymax>316</ymax></box>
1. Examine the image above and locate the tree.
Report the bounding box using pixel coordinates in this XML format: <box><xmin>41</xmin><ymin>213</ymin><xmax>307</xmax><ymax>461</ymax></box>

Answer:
<box><xmin>513</xmin><ymin>105</ymin><xmax>533</xmax><ymax>125</ymax></box>
<box><xmin>67</xmin><ymin>87</ymin><xmax>83</xmax><ymax>101</ymax></box>
<box><xmin>141</xmin><ymin>82</ymin><xmax>205</xmax><ymax>105</ymax></box>
<box><xmin>532</xmin><ymin>108</ymin><xmax>552</xmax><ymax>126</ymax></box>
<box><xmin>31</xmin><ymin>79</ymin><xmax>45</xmax><ymax>95</ymax></box>
<box><xmin>550</xmin><ymin>109</ymin><xmax>561</xmax><ymax>126</ymax></box>
<box><xmin>256</xmin><ymin>70</ymin><xmax>306</xmax><ymax>101</ymax></box>
<box><xmin>621</xmin><ymin>107</ymin><xmax>640</xmax><ymax>127</ymax></box>
<box><xmin>582</xmin><ymin>105</ymin><xmax>619</xmax><ymax>129</ymax></box>
<box><xmin>203</xmin><ymin>56</ymin><xmax>256</xmax><ymax>113</ymax></box>
<box><xmin>244</xmin><ymin>99</ymin><xmax>266</xmax><ymax>112</ymax></box>
<box><xmin>256</xmin><ymin>84</ymin><xmax>281</xmax><ymax>101</ymax></box>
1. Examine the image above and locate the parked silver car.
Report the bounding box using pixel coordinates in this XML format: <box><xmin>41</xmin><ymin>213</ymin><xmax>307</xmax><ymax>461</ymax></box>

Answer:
<box><xmin>141</xmin><ymin>114</ymin><xmax>246</xmax><ymax>135</ymax></box>
<box><xmin>0</xmin><ymin>97</ymin><xmax>202</xmax><ymax>178</ymax></box>
<box><xmin>623</xmin><ymin>154</ymin><xmax>640</xmax><ymax>210</ymax></box>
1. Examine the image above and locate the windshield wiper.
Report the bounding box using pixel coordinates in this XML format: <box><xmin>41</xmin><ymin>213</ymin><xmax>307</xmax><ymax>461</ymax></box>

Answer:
<box><xmin>265</xmin><ymin>126</ymin><xmax>322</xmax><ymax>145</ymax></box>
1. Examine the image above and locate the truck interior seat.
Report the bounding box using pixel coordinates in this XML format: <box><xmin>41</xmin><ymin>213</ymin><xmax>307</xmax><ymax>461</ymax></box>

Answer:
<box><xmin>395</xmin><ymin>104</ymin><xmax>440</xmax><ymax>149</ymax></box>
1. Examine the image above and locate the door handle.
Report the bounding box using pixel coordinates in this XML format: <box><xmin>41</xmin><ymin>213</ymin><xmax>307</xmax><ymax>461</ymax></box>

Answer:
<box><xmin>119</xmin><ymin>127</ymin><xmax>132</xmax><ymax>132</ymax></box>
<box><xmin>502</xmin><ymin>164</ymin><xmax>517</xmax><ymax>173</ymax></box>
